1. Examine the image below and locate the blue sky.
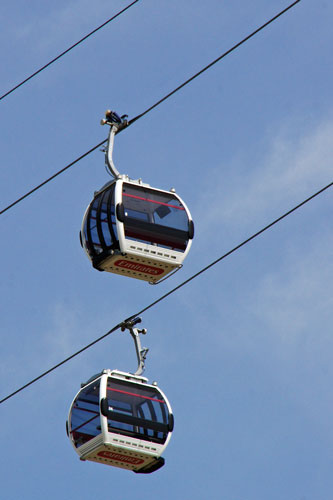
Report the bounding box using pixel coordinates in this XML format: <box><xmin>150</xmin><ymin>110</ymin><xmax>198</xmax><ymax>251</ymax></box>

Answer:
<box><xmin>1</xmin><ymin>1</ymin><xmax>332</xmax><ymax>498</ymax></box>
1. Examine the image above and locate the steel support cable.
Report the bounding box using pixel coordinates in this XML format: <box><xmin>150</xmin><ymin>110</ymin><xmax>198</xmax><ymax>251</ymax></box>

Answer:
<box><xmin>127</xmin><ymin>0</ymin><xmax>301</xmax><ymax>127</ymax></box>
<box><xmin>128</xmin><ymin>181</ymin><xmax>333</xmax><ymax>320</ymax></box>
<box><xmin>1</xmin><ymin>178</ymin><xmax>331</xmax><ymax>405</ymax></box>
<box><xmin>0</xmin><ymin>324</ymin><xmax>122</xmax><ymax>404</ymax></box>
<box><xmin>0</xmin><ymin>139</ymin><xmax>106</xmax><ymax>216</ymax></box>
<box><xmin>0</xmin><ymin>0</ymin><xmax>301</xmax><ymax>216</ymax></box>
<box><xmin>0</xmin><ymin>0</ymin><xmax>139</xmax><ymax>102</ymax></box>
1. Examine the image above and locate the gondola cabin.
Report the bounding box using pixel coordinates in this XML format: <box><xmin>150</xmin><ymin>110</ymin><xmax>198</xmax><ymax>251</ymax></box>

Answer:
<box><xmin>80</xmin><ymin>178</ymin><xmax>194</xmax><ymax>283</ymax></box>
<box><xmin>67</xmin><ymin>369</ymin><xmax>174</xmax><ymax>473</ymax></box>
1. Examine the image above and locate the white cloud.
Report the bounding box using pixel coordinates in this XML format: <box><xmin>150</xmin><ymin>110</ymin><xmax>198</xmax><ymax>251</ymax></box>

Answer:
<box><xmin>200</xmin><ymin>117</ymin><xmax>333</xmax><ymax>233</ymax></box>
<box><xmin>248</xmin><ymin>234</ymin><xmax>333</xmax><ymax>348</ymax></box>
<box><xmin>7</xmin><ymin>0</ymin><xmax>129</xmax><ymax>53</ymax></box>
<box><xmin>46</xmin><ymin>301</ymin><xmax>84</xmax><ymax>359</ymax></box>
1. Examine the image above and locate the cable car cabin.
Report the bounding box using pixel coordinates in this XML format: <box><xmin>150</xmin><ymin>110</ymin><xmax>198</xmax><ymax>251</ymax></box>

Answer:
<box><xmin>80</xmin><ymin>178</ymin><xmax>194</xmax><ymax>283</ymax></box>
<box><xmin>67</xmin><ymin>369</ymin><xmax>174</xmax><ymax>473</ymax></box>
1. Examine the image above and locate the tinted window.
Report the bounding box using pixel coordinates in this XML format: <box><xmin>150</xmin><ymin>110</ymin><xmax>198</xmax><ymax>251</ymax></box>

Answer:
<box><xmin>83</xmin><ymin>183</ymin><xmax>118</xmax><ymax>258</ymax></box>
<box><xmin>70</xmin><ymin>380</ymin><xmax>101</xmax><ymax>448</ymax></box>
<box><xmin>122</xmin><ymin>184</ymin><xmax>189</xmax><ymax>251</ymax></box>
<box><xmin>106</xmin><ymin>378</ymin><xmax>170</xmax><ymax>444</ymax></box>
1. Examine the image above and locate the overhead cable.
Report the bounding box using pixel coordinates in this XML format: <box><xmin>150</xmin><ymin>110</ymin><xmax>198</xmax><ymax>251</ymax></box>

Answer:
<box><xmin>0</xmin><ymin>0</ymin><xmax>301</xmax><ymax>216</ymax></box>
<box><xmin>1</xmin><ymin>178</ymin><xmax>331</xmax><ymax>405</ymax></box>
<box><xmin>0</xmin><ymin>324</ymin><xmax>121</xmax><ymax>404</ymax></box>
<box><xmin>127</xmin><ymin>0</ymin><xmax>301</xmax><ymax>127</ymax></box>
<box><xmin>0</xmin><ymin>139</ymin><xmax>106</xmax><ymax>215</ymax></box>
<box><xmin>0</xmin><ymin>0</ymin><xmax>139</xmax><ymax>102</ymax></box>
<box><xmin>128</xmin><ymin>181</ymin><xmax>332</xmax><ymax>320</ymax></box>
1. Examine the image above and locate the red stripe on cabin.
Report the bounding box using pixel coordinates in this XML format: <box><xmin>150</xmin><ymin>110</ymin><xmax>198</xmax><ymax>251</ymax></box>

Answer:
<box><xmin>123</xmin><ymin>193</ymin><xmax>184</xmax><ymax>210</ymax></box>
<box><xmin>107</xmin><ymin>386</ymin><xmax>165</xmax><ymax>404</ymax></box>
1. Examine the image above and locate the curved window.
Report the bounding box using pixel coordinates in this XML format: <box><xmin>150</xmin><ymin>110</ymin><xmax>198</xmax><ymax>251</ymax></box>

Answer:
<box><xmin>83</xmin><ymin>183</ymin><xmax>119</xmax><ymax>261</ymax></box>
<box><xmin>105</xmin><ymin>378</ymin><xmax>170</xmax><ymax>444</ymax></box>
<box><xmin>122</xmin><ymin>184</ymin><xmax>190</xmax><ymax>251</ymax></box>
<box><xmin>69</xmin><ymin>380</ymin><xmax>101</xmax><ymax>448</ymax></box>
<box><xmin>86</xmin><ymin>196</ymin><xmax>104</xmax><ymax>255</ymax></box>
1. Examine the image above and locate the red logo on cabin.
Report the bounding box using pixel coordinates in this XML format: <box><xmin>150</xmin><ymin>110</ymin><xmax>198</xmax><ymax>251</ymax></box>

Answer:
<box><xmin>97</xmin><ymin>450</ymin><xmax>145</xmax><ymax>465</ymax></box>
<box><xmin>114</xmin><ymin>259</ymin><xmax>164</xmax><ymax>276</ymax></box>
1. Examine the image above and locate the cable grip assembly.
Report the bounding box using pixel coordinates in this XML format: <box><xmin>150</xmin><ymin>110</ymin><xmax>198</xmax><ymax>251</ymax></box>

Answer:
<box><xmin>120</xmin><ymin>317</ymin><xmax>149</xmax><ymax>376</ymax></box>
<box><xmin>101</xmin><ymin>110</ymin><xmax>128</xmax><ymax>179</ymax></box>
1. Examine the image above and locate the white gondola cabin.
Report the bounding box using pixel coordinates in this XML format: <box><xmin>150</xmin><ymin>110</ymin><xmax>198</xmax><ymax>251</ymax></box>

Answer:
<box><xmin>80</xmin><ymin>111</ymin><xmax>194</xmax><ymax>283</ymax></box>
<box><xmin>67</xmin><ymin>369</ymin><xmax>173</xmax><ymax>473</ymax></box>
<box><xmin>80</xmin><ymin>178</ymin><xmax>194</xmax><ymax>283</ymax></box>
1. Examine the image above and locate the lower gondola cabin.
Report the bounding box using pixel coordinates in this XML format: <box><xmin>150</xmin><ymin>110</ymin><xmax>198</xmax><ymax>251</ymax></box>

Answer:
<box><xmin>67</xmin><ymin>369</ymin><xmax>174</xmax><ymax>473</ymax></box>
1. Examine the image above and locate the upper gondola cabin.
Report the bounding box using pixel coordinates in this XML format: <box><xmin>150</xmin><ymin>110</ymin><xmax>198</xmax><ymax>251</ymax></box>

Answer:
<box><xmin>80</xmin><ymin>178</ymin><xmax>194</xmax><ymax>283</ymax></box>
<box><xmin>80</xmin><ymin>110</ymin><xmax>194</xmax><ymax>283</ymax></box>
